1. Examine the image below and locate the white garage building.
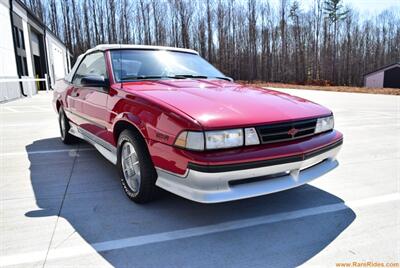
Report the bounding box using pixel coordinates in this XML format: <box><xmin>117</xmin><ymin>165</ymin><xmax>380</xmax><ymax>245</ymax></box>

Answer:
<box><xmin>0</xmin><ymin>0</ymin><xmax>71</xmax><ymax>102</ymax></box>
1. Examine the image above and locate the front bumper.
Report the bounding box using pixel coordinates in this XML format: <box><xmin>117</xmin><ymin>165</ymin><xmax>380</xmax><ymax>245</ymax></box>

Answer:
<box><xmin>155</xmin><ymin>139</ymin><xmax>342</xmax><ymax>203</ymax></box>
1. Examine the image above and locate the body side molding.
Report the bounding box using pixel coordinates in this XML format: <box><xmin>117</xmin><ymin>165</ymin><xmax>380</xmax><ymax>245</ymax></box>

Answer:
<box><xmin>69</xmin><ymin>122</ymin><xmax>117</xmax><ymax>164</ymax></box>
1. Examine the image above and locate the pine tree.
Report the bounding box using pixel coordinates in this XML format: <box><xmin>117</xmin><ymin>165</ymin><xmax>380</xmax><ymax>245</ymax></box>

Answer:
<box><xmin>324</xmin><ymin>0</ymin><xmax>349</xmax><ymax>83</ymax></box>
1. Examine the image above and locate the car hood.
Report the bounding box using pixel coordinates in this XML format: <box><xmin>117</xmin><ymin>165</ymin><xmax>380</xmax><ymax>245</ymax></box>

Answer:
<box><xmin>122</xmin><ymin>80</ymin><xmax>332</xmax><ymax>129</ymax></box>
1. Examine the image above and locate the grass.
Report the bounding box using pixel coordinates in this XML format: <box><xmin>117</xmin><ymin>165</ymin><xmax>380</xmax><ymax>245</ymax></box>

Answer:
<box><xmin>238</xmin><ymin>81</ymin><xmax>400</xmax><ymax>96</ymax></box>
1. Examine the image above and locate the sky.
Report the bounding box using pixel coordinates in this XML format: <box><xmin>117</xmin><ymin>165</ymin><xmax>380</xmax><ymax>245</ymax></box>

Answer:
<box><xmin>340</xmin><ymin>0</ymin><xmax>399</xmax><ymax>15</ymax></box>
<box><xmin>270</xmin><ymin>0</ymin><xmax>400</xmax><ymax>15</ymax></box>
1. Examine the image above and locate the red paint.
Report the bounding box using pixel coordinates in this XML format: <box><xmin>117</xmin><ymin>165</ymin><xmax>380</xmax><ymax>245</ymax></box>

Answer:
<box><xmin>53</xmin><ymin>48</ymin><xmax>343</xmax><ymax>175</ymax></box>
<box><xmin>126</xmin><ymin>80</ymin><xmax>332</xmax><ymax>129</ymax></box>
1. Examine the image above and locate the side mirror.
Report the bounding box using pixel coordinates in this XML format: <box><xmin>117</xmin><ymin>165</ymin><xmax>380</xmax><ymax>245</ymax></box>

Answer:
<box><xmin>81</xmin><ymin>75</ymin><xmax>109</xmax><ymax>88</ymax></box>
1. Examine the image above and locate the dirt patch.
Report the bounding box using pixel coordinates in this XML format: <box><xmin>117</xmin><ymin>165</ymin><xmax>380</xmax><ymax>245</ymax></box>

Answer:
<box><xmin>238</xmin><ymin>81</ymin><xmax>400</xmax><ymax>96</ymax></box>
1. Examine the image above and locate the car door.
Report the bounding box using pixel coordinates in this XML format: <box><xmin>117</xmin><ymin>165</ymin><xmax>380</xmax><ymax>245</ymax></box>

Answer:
<box><xmin>69</xmin><ymin>52</ymin><xmax>110</xmax><ymax>140</ymax></box>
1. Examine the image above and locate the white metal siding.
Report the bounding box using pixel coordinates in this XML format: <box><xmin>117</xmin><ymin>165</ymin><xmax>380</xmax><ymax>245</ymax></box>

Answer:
<box><xmin>30</xmin><ymin>30</ymin><xmax>40</xmax><ymax>56</ymax></box>
<box><xmin>0</xmin><ymin>0</ymin><xmax>20</xmax><ymax>102</ymax></box>
<box><xmin>52</xmin><ymin>45</ymin><xmax>65</xmax><ymax>80</ymax></box>
<box><xmin>22</xmin><ymin>20</ymin><xmax>34</xmax><ymax>77</ymax></box>
<box><xmin>10</xmin><ymin>2</ymin><xmax>37</xmax><ymax>96</ymax></box>
<box><xmin>46</xmin><ymin>32</ymin><xmax>69</xmax><ymax>86</ymax></box>
<box><xmin>365</xmin><ymin>71</ymin><xmax>384</xmax><ymax>88</ymax></box>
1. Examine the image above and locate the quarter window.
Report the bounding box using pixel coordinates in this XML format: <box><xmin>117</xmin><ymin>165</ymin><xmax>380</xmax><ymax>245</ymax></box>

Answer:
<box><xmin>72</xmin><ymin>52</ymin><xmax>108</xmax><ymax>85</ymax></box>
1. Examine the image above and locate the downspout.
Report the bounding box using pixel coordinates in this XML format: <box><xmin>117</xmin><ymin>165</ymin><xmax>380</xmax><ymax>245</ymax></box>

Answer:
<box><xmin>9</xmin><ymin>0</ymin><xmax>27</xmax><ymax>97</ymax></box>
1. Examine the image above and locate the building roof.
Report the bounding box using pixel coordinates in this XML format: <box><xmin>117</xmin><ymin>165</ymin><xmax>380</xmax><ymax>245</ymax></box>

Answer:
<box><xmin>364</xmin><ymin>62</ymin><xmax>400</xmax><ymax>77</ymax></box>
<box><xmin>86</xmin><ymin>44</ymin><xmax>199</xmax><ymax>55</ymax></box>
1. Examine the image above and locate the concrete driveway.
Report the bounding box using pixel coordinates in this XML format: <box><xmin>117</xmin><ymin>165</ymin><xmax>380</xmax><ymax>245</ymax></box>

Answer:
<box><xmin>0</xmin><ymin>89</ymin><xmax>399</xmax><ymax>267</ymax></box>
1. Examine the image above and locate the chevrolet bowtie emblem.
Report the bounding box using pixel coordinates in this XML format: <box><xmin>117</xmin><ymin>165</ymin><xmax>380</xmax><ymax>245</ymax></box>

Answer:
<box><xmin>288</xmin><ymin>127</ymin><xmax>299</xmax><ymax>138</ymax></box>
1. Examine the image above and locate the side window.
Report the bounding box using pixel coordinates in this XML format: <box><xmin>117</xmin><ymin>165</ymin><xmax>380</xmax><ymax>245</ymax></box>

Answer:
<box><xmin>72</xmin><ymin>52</ymin><xmax>107</xmax><ymax>85</ymax></box>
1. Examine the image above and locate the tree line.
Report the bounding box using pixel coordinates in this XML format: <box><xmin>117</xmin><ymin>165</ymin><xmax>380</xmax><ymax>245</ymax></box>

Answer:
<box><xmin>23</xmin><ymin>0</ymin><xmax>400</xmax><ymax>86</ymax></box>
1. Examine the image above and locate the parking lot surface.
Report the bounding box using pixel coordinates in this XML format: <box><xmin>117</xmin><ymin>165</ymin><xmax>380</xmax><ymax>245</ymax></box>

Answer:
<box><xmin>0</xmin><ymin>89</ymin><xmax>399</xmax><ymax>267</ymax></box>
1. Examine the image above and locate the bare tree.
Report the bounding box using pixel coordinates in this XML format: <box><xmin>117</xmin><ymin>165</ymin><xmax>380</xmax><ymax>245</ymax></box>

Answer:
<box><xmin>206</xmin><ymin>0</ymin><xmax>213</xmax><ymax>62</ymax></box>
<box><xmin>279</xmin><ymin>0</ymin><xmax>289</xmax><ymax>81</ymax></box>
<box><xmin>324</xmin><ymin>0</ymin><xmax>349</xmax><ymax>82</ymax></box>
<box><xmin>23</xmin><ymin>0</ymin><xmax>400</xmax><ymax>87</ymax></box>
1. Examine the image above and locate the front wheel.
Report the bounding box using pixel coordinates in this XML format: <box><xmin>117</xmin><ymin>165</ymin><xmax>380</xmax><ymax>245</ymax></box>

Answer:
<box><xmin>117</xmin><ymin>130</ymin><xmax>158</xmax><ymax>203</ymax></box>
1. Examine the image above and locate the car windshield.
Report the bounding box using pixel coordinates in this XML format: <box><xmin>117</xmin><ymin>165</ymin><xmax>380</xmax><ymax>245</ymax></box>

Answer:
<box><xmin>110</xmin><ymin>49</ymin><xmax>226</xmax><ymax>82</ymax></box>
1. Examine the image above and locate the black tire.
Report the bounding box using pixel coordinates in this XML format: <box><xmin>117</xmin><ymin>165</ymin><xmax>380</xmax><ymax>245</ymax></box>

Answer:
<box><xmin>58</xmin><ymin>108</ymin><xmax>77</xmax><ymax>144</ymax></box>
<box><xmin>117</xmin><ymin>129</ymin><xmax>158</xmax><ymax>203</ymax></box>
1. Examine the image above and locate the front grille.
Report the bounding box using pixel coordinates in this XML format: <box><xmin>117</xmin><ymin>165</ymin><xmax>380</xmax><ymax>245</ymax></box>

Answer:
<box><xmin>256</xmin><ymin>118</ymin><xmax>317</xmax><ymax>144</ymax></box>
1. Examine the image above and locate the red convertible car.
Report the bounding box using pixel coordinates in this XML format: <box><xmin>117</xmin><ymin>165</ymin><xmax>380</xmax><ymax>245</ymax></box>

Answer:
<box><xmin>53</xmin><ymin>45</ymin><xmax>343</xmax><ymax>203</ymax></box>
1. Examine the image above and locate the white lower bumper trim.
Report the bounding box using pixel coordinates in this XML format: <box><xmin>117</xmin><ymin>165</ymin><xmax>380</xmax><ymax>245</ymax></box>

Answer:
<box><xmin>156</xmin><ymin>145</ymin><xmax>341</xmax><ymax>203</ymax></box>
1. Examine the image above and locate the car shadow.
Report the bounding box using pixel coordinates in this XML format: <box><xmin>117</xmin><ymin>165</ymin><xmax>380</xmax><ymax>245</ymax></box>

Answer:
<box><xmin>25</xmin><ymin>137</ymin><xmax>355</xmax><ymax>267</ymax></box>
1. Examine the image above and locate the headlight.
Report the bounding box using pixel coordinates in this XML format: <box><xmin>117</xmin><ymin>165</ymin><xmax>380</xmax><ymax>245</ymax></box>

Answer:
<box><xmin>175</xmin><ymin>127</ymin><xmax>260</xmax><ymax>150</ymax></box>
<box><xmin>205</xmin><ymin>129</ymin><xmax>243</xmax><ymax>149</ymax></box>
<box><xmin>315</xmin><ymin>116</ymin><xmax>334</xmax><ymax>134</ymax></box>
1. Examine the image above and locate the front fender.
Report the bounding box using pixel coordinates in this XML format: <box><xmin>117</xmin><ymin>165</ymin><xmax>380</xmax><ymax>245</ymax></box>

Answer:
<box><xmin>112</xmin><ymin>112</ymin><xmax>147</xmax><ymax>139</ymax></box>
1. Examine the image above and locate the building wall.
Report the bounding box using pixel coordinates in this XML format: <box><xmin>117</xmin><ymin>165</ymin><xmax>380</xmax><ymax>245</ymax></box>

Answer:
<box><xmin>46</xmin><ymin>32</ymin><xmax>70</xmax><ymax>86</ymax></box>
<box><xmin>9</xmin><ymin>1</ymin><xmax>38</xmax><ymax>96</ymax></box>
<box><xmin>365</xmin><ymin>71</ymin><xmax>384</xmax><ymax>88</ymax></box>
<box><xmin>0</xmin><ymin>0</ymin><xmax>20</xmax><ymax>102</ymax></box>
<box><xmin>12</xmin><ymin>1</ymin><xmax>34</xmax><ymax>78</ymax></box>
<box><xmin>0</xmin><ymin>0</ymin><xmax>70</xmax><ymax>102</ymax></box>
<box><xmin>22</xmin><ymin>17</ymin><xmax>34</xmax><ymax>77</ymax></box>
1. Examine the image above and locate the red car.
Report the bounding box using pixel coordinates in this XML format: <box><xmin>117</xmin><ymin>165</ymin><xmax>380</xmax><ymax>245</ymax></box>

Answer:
<box><xmin>53</xmin><ymin>45</ymin><xmax>343</xmax><ymax>204</ymax></box>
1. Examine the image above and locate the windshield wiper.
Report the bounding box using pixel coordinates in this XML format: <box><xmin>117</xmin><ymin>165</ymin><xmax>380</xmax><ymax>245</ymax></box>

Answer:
<box><xmin>170</xmin><ymin>74</ymin><xmax>209</xmax><ymax>79</ymax></box>
<box><xmin>120</xmin><ymin>75</ymin><xmax>167</xmax><ymax>81</ymax></box>
<box><xmin>120</xmin><ymin>74</ymin><xmax>232</xmax><ymax>82</ymax></box>
<box><xmin>212</xmin><ymin>76</ymin><xmax>233</xmax><ymax>82</ymax></box>
<box><xmin>173</xmin><ymin>75</ymin><xmax>233</xmax><ymax>82</ymax></box>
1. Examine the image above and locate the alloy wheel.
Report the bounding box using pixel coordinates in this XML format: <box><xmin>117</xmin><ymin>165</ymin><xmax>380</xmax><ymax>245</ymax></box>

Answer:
<box><xmin>121</xmin><ymin>142</ymin><xmax>141</xmax><ymax>193</ymax></box>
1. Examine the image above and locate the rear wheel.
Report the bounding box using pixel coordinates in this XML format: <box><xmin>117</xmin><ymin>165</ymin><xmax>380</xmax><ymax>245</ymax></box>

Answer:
<box><xmin>117</xmin><ymin>130</ymin><xmax>158</xmax><ymax>203</ymax></box>
<box><xmin>58</xmin><ymin>108</ymin><xmax>77</xmax><ymax>144</ymax></box>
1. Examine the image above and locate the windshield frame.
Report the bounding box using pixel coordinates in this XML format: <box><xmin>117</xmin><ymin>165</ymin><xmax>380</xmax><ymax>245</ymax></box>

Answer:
<box><xmin>108</xmin><ymin>49</ymin><xmax>226</xmax><ymax>83</ymax></box>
